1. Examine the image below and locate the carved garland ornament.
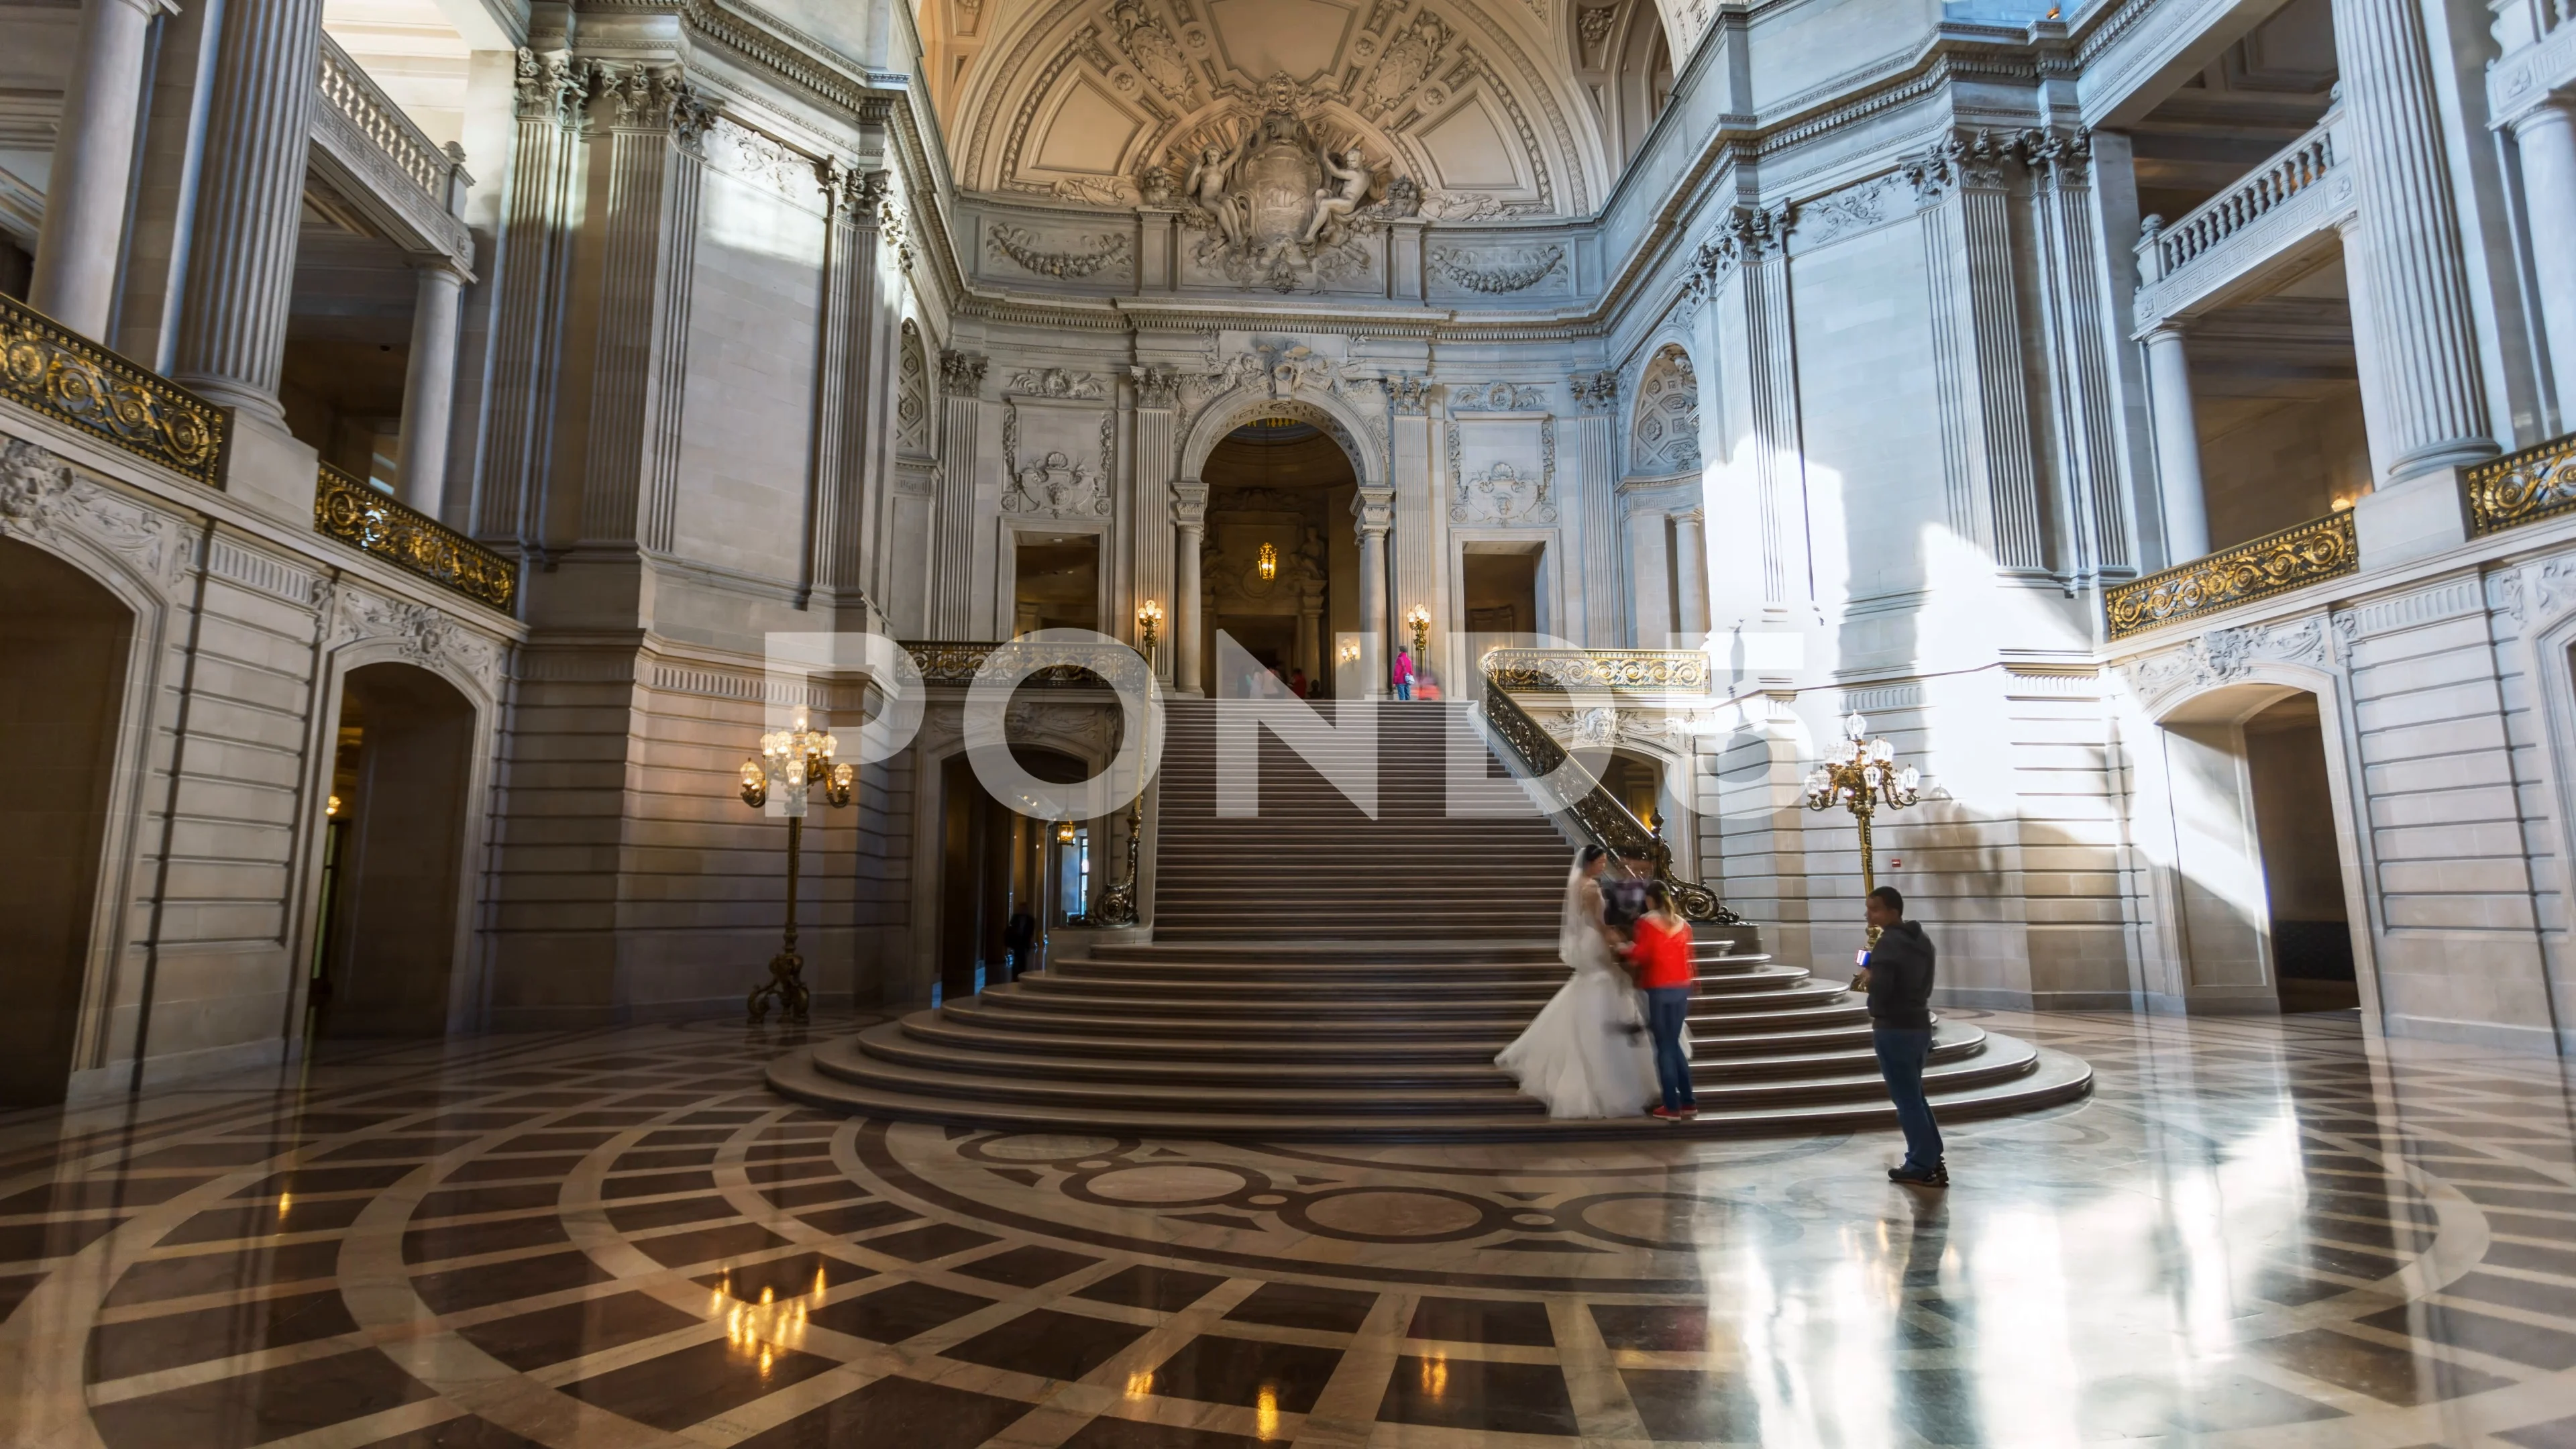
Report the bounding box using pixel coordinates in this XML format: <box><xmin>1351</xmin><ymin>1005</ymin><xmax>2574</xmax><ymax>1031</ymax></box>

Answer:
<box><xmin>986</xmin><ymin>223</ymin><xmax>1132</xmax><ymax>279</ymax></box>
<box><xmin>1428</xmin><ymin>244</ymin><xmax>1565</xmax><ymax>294</ymax></box>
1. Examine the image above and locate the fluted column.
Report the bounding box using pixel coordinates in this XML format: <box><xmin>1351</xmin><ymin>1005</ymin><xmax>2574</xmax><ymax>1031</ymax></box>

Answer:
<box><xmin>394</xmin><ymin>260</ymin><xmax>467</xmax><ymax>518</ymax></box>
<box><xmin>1670</xmin><ymin>506</ymin><xmax>1711</xmax><ymax>641</ymax></box>
<box><xmin>2331</xmin><ymin>0</ymin><xmax>2497</xmax><ymax>480</ymax></box>
<box><xmin>2143</xmin><ymin>326</ymin><xmax>2210</xmax><ymax>561</ymax></box>
<box><xmin>1355</xmin><ymin>487</ymin><xmax>1393</xmax><ymax>700</ymax></box>
<box><xmin>807</xmin><ymin>164</ymin><xmax>884</xmax><ymax>600</ymax></box>
<box><xmin>1130</xmin><ymin>368</ymin><xmax>1181</xmax><ymax>681</ymax></box>
<box><xmin>170</xmin><ymin>0</ymin><xmax>329</xmax><ymax>421</ymax></box>
<box><xmin>2512</xmin><ymin>102</ymin><xmax>2576</xmax><ymax>426</ymax></box>
<box><xmin>1173</xmin><ymin>479</ymin><xmax>1208</xmax><ymax>696</ymax></box>
<box><xmin>933</xmin><ymin>351</ymin><xmax>986</xmax><ymax>635</ymax></box>
<box><xmin>31</xmin><ymin>0</ymin><xmax>174</xmax><ymax>337</ymax></box>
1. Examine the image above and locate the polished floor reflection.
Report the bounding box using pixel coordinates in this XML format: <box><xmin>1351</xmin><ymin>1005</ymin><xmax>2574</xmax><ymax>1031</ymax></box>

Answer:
<box><xmin>2</xmin><ymin>1008</ymin><xmax>2573</xmax><ymax>1447</ymax></box>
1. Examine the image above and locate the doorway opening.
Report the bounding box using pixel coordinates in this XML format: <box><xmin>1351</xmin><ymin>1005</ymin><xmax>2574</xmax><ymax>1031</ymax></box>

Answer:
<box><xmin>936</xmin><ymin>745</ymin><xmax>1090</xmax><ymax>1002</ymax></box>
<box><xmin>2243</xmin><ymin>693</ymin><xmax>2358</xmax><ymax>1012</ymax></box>
<box><xmin>1201</xmin><ymin>418</ymin><xmax>1358</xmax><ymax>698</ymax></box>
<box><xmin>0</xmin><ymin>539</ymin><xmax>133</xmax><ymax>1106</ymax></box>
<box><xmin>1012</xmin><ymin>535</ymin><xmax>1099</xmax><ymax>635</ymax></box>
<box><xmin>310</xmin><ymin>662</ymin><xmax>476</xmax><ymax>1037</ymax></box>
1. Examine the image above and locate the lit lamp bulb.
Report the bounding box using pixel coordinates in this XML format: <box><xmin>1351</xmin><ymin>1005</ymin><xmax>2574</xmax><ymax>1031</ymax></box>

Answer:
<box><xmin>738</xmin><ymin>759</ymin><xmax>768</xmax><ymax>807</ymax></box>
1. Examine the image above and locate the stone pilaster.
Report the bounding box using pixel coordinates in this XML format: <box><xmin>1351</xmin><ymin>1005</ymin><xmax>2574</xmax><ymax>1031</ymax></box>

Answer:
<box><xmin>2024</xmin><ymin>129</ymin><xmax>2133</xmax><ymax>582</ymax></box>
<box><xmin>575</xmin><ymin>66</ymin><xmax>710</xmax><ymax>553</ymax></box>
<box><xmin>806</xmin><ymin>165</ymin><xmax>885</xmax><ymax>600</ymax></box>
<box><xmin>934</xmin><ymin>350</ymin><xmax>987</xmax><ymax>635</ymax></box>
<box><xmin>170</xmin><ymin>0</ymin><xmax>329</xmax><ymax>421</ymax></box>
<box><xmin>1693</xmin><ymin>202</ymin><xmax>1808</xmax><ymax>609</ymax></box>
<box><xmin>2141</xmin><ymin>325</ymin><xmax>2210</xmax><ymax>560</ymax></box>
<box><xmin>2332</xmin><ymin>0</ymin><xmax>2498</xmax><ymax>480</ymax></box>
<box><xmin>476</xmin><ymin>47</ymin><xmax>594</xmax><ymax>544</ymax></box>
<box><xmin>1907</xmin><ymin>133</ymin><xmax>2045</xmax><ymax>572</ymax></box>
<box><xmin>1130</xmin><ymin>367</ymin><xmax>1182</xmax><ymax>680</ymax></box>
<box><xmin>1671</xmin><ymin>506</ymin><xmax>1711</xmax><ymax>640</ymax></box>
<box><xmin>1173</xmin><ymin>478</ymin><xmax>1209</xmax><ymax>696</ymax></box>
<box><xmin>1569</xmin><ymin>371</ymin><xmax>1621</xmax><ymax>647</ymax></box>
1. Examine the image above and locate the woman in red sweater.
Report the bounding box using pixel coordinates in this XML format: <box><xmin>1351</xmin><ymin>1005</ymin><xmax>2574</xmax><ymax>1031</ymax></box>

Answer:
<box><xmin>1629</xmin><ymin>884</ymin><xmax>1698</xmax><ymax>1120</ymax></box>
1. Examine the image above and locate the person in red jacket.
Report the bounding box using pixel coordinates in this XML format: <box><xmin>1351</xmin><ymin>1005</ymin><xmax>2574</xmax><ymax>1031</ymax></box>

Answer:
<box><xmin>1629</xmin><ymin>883</ymin><xmax>1697</xmax><ymax>1120</ymax></box>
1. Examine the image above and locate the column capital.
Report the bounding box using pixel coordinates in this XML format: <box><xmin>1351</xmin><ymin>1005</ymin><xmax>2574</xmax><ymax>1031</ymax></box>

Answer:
<box><xmin>1130</xmin><ymin>365</ymin><xmax>1185</xmax><ymax>409</ymax></box>
<box><xmin>1668</xmin><ymin>505</ymin><xmax>1705</xmax><ymax>525</ymax></box>
<box><xmin>941</xmin><ymin>349</ymin><xmax>987</xmax><ymax>396</ymax></box>
<box><xmin>1352</xmin><ymin>485</ymin><xmax>1395</xmax><ymax>534</ymax></box>
<box><xmin>1171</xmin><ymin>477</ymin><xmax>1208</xmax><ymax>526</ymax></box>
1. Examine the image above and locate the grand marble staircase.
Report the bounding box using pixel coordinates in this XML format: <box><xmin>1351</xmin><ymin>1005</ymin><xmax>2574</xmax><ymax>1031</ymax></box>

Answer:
<box><xmin>769</xmin><ymin>699</ymin><xmax>2092</xmax><ymax>1140</ymax></box>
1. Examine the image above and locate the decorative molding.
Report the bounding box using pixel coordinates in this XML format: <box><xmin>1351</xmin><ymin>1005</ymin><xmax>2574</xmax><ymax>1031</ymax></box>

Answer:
<box><xmin>1006</xmin><ymin>366</ymin><xmax>1109</xmax><ymax>400</ymax></box>
<box><xmin>0</xmin><ymin>437</ymin><xmax>193</xmax><ymax>595</ymax></box>
<box><xmin>333</xmin><ymin>584</ymin><xmax>506</xmax><ymax>689</ymax></box>
<box><xmin>986</xmin><ymin>222</ymin><xmax>1132</xmax><ymax>279</ymax></box>
<box><xmin>1383</xmin><ymin>373</ymin><xmax>1432</xmax><ymax>415</ymax></box>
<box><xmin>0</xmin><ymin>294</ymin><xmax>225</xmax><ymax>486</ymax></box>
<box><xmin>1000</xmin><ymin>400</ymin><xmax>1116</xmax><ymax>518</ymax></box>
<box><xmin>2103</xmin><ymin>511</ymin><xmax>2355</xmax><ymax>641</ymax></box>
<box><xmin>2124</xmin><ymin>616</ymin><xmax>2332</xmax><ymax>703</ymax></box>
<box><xmin>1450</xmin><ymin>380</ymin><xmax>1548</xmax><ymax>412</ymax></box>
<box><xmin>1428</xmin><ymin>244</ymin><xmax>1566</xmax><ymax>294</ymax></box>
<box><xmin>1486</xmin><ymin>647</ymin><xmax>1713</xmax><ymax>694</ymax></box>
<box><xmin>1130</xmin><ymin>365</ymin><xmax>1186</xmax><ymax>408</ymax></box>
<box><xmin>1568</xmin><ymin>370</ymin><xmax>1619</xmax><ymax>413</ymax></box>
<box><xmin>941</xmin><ymin>350</ymin><xmax>988</xmax><ymax>396</ymax></box>
<box><xmin>1628</xmin><ymin>345</ymin><xmax>1699</xmax><ymax>474</ymax></box>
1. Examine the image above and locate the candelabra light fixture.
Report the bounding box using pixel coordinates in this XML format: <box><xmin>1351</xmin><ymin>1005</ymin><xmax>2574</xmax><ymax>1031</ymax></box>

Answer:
<box><xmin>1135</xmin><ymin>598</ymin><xmax>1162</xmax><ymax>656</ymax></box>
<box><xmin>1802</xmin><ymin>712</ymin><xmax>1920</xmax><ymax>942</ymax></box>
<box><xmin>739</xmin><ymin>708</ymin><xmax>855</xmax><ymax>1025</ymax></box>
<box><xmin>1405</xmin><ymin>603</ymin><xmax>1431</xmax><ymax>657</ymax></box>
<box><xmin>1094</xmin><ymin>608</ymin><xmax>1157</xmax><ymax>928</ymax></box>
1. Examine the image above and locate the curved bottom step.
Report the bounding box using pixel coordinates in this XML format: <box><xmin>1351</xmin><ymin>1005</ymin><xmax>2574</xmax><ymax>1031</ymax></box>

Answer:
<box><xmin>765</xmin><ymin>1033</ymin><xmax>2094</xmax><ymax>1142</ymax></box>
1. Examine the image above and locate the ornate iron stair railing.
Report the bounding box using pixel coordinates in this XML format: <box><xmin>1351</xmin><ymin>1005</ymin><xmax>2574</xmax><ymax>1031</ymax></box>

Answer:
<box><xmin>1477</xmin><ymin>661</ymin><xmax>1743</xmax><ymax>926</ymax></box>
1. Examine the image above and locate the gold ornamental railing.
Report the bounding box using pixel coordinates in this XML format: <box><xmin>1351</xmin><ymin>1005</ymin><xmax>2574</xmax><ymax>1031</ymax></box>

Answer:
<box><xmin>2104</xmin><ymin>510</ymin><xmax>2358</xmax><ymax>641</ymax></box>
<box><xmin>1481</xmin><ymin>647</ymin><xmax>1713</xmax><ymax>694</ymax></box>
<box><xmin>1477</xmin><ymin>667</ymin><xmax>1743</xmax><ymax>926</ymax></box>
<box><xmin>900</xmin><ymin>639</ymin><xmax>1149</xmax><ymax>690</ymax></box>
<box><xmin>313</xmin><ymin>464</ymin><xmax>517</xmax><ymax>611</ymax></box>
<box><xmin>2467</xmin><ymin>430</ymin><xmax>2576</xmax><ymax>537</ymax></box>
<box><xmin>0</xmin><ymin>292</ymin><xmax>225</xmax><ymax>486</ymax></box>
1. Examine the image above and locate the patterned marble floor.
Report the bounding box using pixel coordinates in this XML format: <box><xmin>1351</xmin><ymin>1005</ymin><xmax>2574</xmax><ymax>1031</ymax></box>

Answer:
<box><xmin>1</xmin><ymin>1009</ymin><xmax>2573</xmax><ymax>1448</ymax></box>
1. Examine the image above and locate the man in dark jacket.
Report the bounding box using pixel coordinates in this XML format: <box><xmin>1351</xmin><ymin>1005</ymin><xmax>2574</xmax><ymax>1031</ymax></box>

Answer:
<box><xmin>1855</xmin><ymin>886</ymin><xmax>1945</xmax><ymax>1187</ymax></box>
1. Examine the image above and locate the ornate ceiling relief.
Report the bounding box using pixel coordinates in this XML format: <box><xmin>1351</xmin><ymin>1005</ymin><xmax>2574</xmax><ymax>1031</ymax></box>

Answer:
<box><xmin>1628</xmin><ymin>343</ymin><xmax>1697</xmax><ymax>476</ymax></box>
<box><xmin>952</xmin><ymin>0</ymin><xmax>1600</xmax><ymax>253</ymax></box>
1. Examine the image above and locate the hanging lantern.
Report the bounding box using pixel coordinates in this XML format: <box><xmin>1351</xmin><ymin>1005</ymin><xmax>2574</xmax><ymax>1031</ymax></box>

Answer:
<box><xmin>1257</xmin><ymin>541</ymin><xmax>1278</xmax><ymax>580</ymax></box>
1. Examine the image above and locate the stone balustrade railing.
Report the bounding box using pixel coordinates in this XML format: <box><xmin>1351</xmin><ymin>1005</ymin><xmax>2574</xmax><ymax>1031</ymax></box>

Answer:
<box><xmin>0</xmin><ymin>291</ymin><xmax>225</xmax><ymax>485</ymax></box>
<box><xmin>318</xmin><ymin>36</ymin><xmax>455</xmax><ymax>201</ymax></box>
<box><xmin>314</xmin><ymin>463</ymin><xmax>518</xmax><ymax>610</ymax></box>
<box><xmin>2104</xmin><ymin>509</ymin><xmax>2358</xmax><ymax>641</ymax></box>
<box><xmin>2137</xmin><ymin>120</ymin><xmax>2338</xmax><ymax>284</ymax></box>
<box><xmin>1480</xmin><ymin>647</ymin><xmax>1713</xmax><ymax>694</ymax></box>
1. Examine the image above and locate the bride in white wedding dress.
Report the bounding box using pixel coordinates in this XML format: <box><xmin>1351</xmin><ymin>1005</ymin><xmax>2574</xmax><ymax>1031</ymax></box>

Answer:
<box><xmin>1495</xmin><ymin>847</ymin><xmax>1658</xmax><ymax>1119</ymax></box>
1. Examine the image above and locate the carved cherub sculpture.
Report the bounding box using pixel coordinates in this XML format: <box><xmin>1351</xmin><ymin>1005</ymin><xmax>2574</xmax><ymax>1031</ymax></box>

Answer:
<box><xmin>1303</xmin><ymin>146</ymin><xmax>1373</xmax><ymax>245</ymax></box>
<box><xmin>1183</xmin><ymin>143</ymin><xmax>1247</xmax><ymax>250</ymax></box>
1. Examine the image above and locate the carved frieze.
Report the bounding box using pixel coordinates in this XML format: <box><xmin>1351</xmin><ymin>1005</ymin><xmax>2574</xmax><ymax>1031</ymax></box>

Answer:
<box><xmin>1428</xmin><ymin>244</ymin><xmax>1566</xmax><ymax>294</ymax></box>
<box><xmin>1451</xmin><ymin>381</ymin><xmax>1548</xmax><ymax>412</ymax></box>
<box><xmin>1007</xmin><ymin>368</ymin><xmax>1109</xmax><ymax>400</ymax></box>
<box><xmin>0</xmin><ymin>437</ymin><xmax>191</xmax><ymax>594</ymax></box>
<box><xmin>987</xmin><ymin>223</ymin><xmax>1132</xmax><ymax>280</ymax></box>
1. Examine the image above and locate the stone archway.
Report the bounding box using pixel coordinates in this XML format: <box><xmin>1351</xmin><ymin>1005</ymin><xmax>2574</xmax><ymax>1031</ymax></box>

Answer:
<box><xmin>311</xmin><ymin>661</ymin><xmax>478</xmax><ymax>1037</ymax></box>
<box><xmin>1179</xmin><ymin>389</ymin><xmax>1379</xmax><ymax>490</ymax></box>
<box><xmin>0</xmin><ymin>537</ymin><xmax>135</xmax><ymax>1105</ymax></box>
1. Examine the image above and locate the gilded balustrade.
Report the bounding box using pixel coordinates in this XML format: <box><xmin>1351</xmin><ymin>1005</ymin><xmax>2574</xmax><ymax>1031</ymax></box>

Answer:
<box><xmin>0</xmin><ymin>293</ymin><xmax>225</xmax><ymax>486</ymax></box>
<box><xmin>313</xmin><ymin>464</ymin><xmax>517</xmax><ymax>611</ymax></box>
<box><xmin>899</xmin><ymin>639</ymin><xmax>1144</xmax><ymax>690</ymax></box>
<box><xmin>2467</xmin><ymin>430</ymin><xmax>2576</xmax><ymax>537</ymax></box>
<box><xmin>1481</xmin><ymin>647</ymin><xmax>1713</xmax><ymax>694</ymax></box>
<box><xmin>2103</xmin><ymin>510</ymin><xmax>2358</xmax><ymax>641</ymax></box>
<box><xmin>1477</xmin><ymin>669</ymin><xmax>1742</xmax><ymax>926</ymax></box>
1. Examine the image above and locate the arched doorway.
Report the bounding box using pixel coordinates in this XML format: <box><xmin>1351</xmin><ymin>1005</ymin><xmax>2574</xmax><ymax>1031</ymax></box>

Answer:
<box><xmin>1199</xmin><ymin>418</ymin><xmax>1358</xmax><ymax>698</ymax></box>
<box><xmin>2159</xmin><ymin>684</ymin><xmax>2359</xmax><ymax>1014</ymax></box>
<box><xmin>936</xmin><ymin>745</ymin><xmax>1091</xmax><ymax>1002</ymax></box>
<box><xmin>309</xmin><ymin>661</ymin><xmax>476</xmax><ymax>1036</ymax></box>
<box><xmin>0</xmin><ymin>538</ymin><xmax>133</xmax><ymax>1105</ymax></box>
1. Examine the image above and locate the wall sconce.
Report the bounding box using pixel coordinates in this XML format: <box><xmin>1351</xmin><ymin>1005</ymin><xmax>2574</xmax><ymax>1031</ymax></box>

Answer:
<box><xmin>1405</xmin><ymin>603</ymin><xmax>1432</xmax><ymax>657</ymax></box>
<box><xmin>1257</xmin><ymin>541</ymin><xmax>1278</xmax><ymax>580</ymax></box>
<box><xmin>1135</xmin><ymin>598</ymin><xmax>1163</xmax><ymax>661</ymax></box>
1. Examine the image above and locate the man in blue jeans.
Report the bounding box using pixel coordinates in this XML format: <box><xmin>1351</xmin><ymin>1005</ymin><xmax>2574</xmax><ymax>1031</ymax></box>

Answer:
<box><xmin>1855</xmin><ymin>886</ymin><xmax>1945</xmax><ymax>1187</ymax></box>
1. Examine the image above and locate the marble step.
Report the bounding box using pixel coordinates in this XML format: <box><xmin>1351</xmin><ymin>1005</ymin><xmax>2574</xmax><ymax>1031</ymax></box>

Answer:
<box><xmin>892</xmin><ymin>1009</ymin><xmax>1910</xmax><ymax>1064</ymax></box>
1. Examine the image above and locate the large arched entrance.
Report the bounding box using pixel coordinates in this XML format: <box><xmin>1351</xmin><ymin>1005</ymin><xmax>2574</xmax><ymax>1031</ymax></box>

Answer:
<box><xmin>309</xmin><ymin>661</ymin><xmax>476</xmax><ymax>1036</ymax></box>
<box><xmin>0</xmin><ymin>538</ymin><xmax>133</xmax><ymax>1105</ymax></box>
<box><xmin>2158</xmin><ymin>682</ymin><xmax>2361</xmax><ymax>1014</ymax></box>
<box><xmin>1199</xmin><ymin>418</ymin><xmax>1360</xmax><ymax>696</ymax></box>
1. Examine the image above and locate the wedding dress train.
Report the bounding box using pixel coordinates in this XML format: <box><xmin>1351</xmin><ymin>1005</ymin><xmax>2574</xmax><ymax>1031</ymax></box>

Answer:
<box><xmin>1495</xmin><ymin>855</ymin><xmax>1658</xmax><ymax>1119</ymax></box>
